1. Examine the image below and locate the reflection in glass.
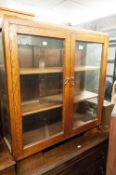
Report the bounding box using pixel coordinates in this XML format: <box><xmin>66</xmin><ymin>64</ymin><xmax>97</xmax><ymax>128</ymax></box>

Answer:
<box><xmin>23</xmin><ymin>108</ymin><xmax>62</xmax><ymax>146</ymax></box>
<box><xmin>75</xmin><ymin>42</ymin><xmax>102</xmax><ymax>67</ymax></box>
<box><xmin>73</xmin><ymin>42</ymin><xmax>102</xmax><ymax>129</ymax></box>
<box><xmin>18</xmin><ymin>34</ymin><xmax>64</xmax><ymax>146</ymax></box>
<box><xmin>18</xmin><ymin>35</ymin><xmax>64</xmax><ymax>68</ymax></box>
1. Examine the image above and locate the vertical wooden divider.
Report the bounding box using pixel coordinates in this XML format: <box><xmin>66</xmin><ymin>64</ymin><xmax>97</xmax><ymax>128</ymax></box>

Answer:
<box><xmin>97</xmin><ymin>37</ymin><xmax>109</xmax><ymax>124</ymax></box>
<box><xmin>2</xmin><ymin>21</ymin><xmax>22</xmax><ymax>159</ymax></box>
<box><xmin>63</xmin><ymin>34</ymin><xmax>72</xmax><ymax>134</ymax></box>
<box><xmin>8</xmin><ymin>23</ymin><xmax>23</xmax><ymax>158</ymax></box>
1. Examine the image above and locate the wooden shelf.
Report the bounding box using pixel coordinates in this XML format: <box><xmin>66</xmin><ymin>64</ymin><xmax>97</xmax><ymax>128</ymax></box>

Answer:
<box><xmin>73</xmin><ymin>113</ymin><xmax>95</xmax><ymax>129</ymax></box>
<box><xmin>20</xmin><ymin>66</ymin><xmax>99</xmax><ymax>75</ymax></box>
<box><xmin>20</xmin><ymin>67</ymin><xmax>63</xmax><ymax>75</ymax></box>
<box><xmin>22</xmin><ymin>91</ymin><xmax>97</xmax><ymax>116</ymax></box>
<box><xmin>0</xmin><ymin>64</ymin><xmax>4</xmax><ymax>68</ymax></box>
<box><xmin>74</xmin><ymin>91</ymin><xmax>98</xmax><ymax>103</ymax></box>
<box><xmin>22</xmin><ymin>94</ymin><xmax>63</xmax><ymax>116</ymax></box>
<box><xmin>75</xmin><ymin>66</ymin><xmax>100</xmax><ymax>72</ymax></box>
<box><xmin>0</xmin><ymin>65</ymin><xmax>5</xmax><ymax>70</ymax></box>
<box><xmin>87</xmin><ymin>97</ymin><xmax>113</xmax><ymax>107</ymax></box>
<box><xmin>23</xmin><ymin>121</ymin><xmax>62</xmax><ymax>146</ymax></box>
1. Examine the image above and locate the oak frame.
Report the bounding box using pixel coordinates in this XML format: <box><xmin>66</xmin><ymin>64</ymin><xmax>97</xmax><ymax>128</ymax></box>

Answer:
<box><xmin>69</xmin><ymin>32</ymin><xmax>109</xmax><ymax>136</ymax></box>
<box><xmin>0</xmin><ymin>16</ymin><xmax>108</xmax><ymax>160</ymax></box>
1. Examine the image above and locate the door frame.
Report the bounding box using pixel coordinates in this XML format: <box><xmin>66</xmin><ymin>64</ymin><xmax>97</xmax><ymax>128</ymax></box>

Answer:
<box><xmin>70</xmin><ymin>32</ymin><xmax>109</xmax><ymax>136</ymax></box>
<box><xmin>6</xmin><ymin>22</ymin><xmax>71</xmax><ymax>160</ymax></box>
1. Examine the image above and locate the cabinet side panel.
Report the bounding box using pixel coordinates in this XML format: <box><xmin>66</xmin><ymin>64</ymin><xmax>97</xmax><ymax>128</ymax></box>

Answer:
<box><xmin>2</xmin><ymin>21</ymin><xmax>22</xmax><ymax>158</ymax></box>
<box><xmin>0</xmin><ymin>30</ymin><xmax>12</xmax><ymax>150</ymax></box>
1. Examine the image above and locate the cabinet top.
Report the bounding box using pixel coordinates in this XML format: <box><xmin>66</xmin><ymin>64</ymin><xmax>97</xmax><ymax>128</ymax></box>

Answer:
<box><xmin>0</xmin><ymin>15</ymin><xmax>108</xmax><ymax>39</ymax></box>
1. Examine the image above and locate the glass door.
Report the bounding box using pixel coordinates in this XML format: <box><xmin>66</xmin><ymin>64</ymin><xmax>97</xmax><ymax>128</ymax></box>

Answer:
<box><xmin>72</xmin><ymin>40</ymin><xmax>103</xmax><ymax>130</ymax></box>
<box><xmin>17</xmin><ymin>34</ymin><xmax>65</xmax><ymax>147</ymax></box>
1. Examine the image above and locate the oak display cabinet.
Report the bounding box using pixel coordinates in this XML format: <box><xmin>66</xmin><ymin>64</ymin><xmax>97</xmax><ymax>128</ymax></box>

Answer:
<box><xmin>0</xmin><ymin>16</ymin><xmax>108</xmax><ymax>160</ymax></box>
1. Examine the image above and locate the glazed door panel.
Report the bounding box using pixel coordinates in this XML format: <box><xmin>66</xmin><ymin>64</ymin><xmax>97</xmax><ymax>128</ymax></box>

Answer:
<box><xmin>9</xmin><ymin>24</ymin><xmax>70</xmax><ymax>157</ymax></box>
<box><xmin>18</xmin><ymin>35</ymin><xmax>64</xmax><ymax>147</ymax></box>
<box><xmin>70</xmin><ymin>34</ymin><xmax>107</xmax><ymax>131</ymax></box>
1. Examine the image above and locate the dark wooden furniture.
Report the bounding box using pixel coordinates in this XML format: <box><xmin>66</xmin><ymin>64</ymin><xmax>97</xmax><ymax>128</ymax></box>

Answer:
<box><xmin>0</xmin><ymin>137</ymin><xmax>15</xmax><ymax>175</ymax></box>
<box><xmin>102</xmin><ymin>101</ymin><xmax>114</xmax><ymax>130</ymax></box>
<box><xmin>0</xmin><ymin>16</ymin><xmax>109</xmax><ymax>160</ymax></box>
<box><xmin>107</xmin><ymin>104</ymin><xmax>116</xmax><ymax>175</ymax></box>
<box><xmin>16</xmin><ymin>130</ymin><xmax>108</xmax><ymax>175</ymax></box>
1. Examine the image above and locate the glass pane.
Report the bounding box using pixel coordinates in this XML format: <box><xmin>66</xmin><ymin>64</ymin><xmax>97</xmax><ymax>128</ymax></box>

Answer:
<box><xmin>106</xmin><ymin>77</ymin><xmax>112</xmax><ymax>84</ymax></box>
<box><xmin>23</xmin><ymin>108</ymin><xmax>62</xmax><ymax>146</ymax></box>
<box><xmin>18</xmin><ymin>35</ymin><xmax>64</xmax><ymax>68</ymax></box>
<box><xmin>104</xmin><ymin>78</ymin><xmax>112</xmax><ymax>101</ymax></box>
<box><xmin>0</xmin><ymin>32</ymin><xmax>11</xmax><ymax>146</ymax></box>
<box><xmin>73</xmin><ymin>41</ymin><xmax>102</xmax><ymax>129</ymax></box>
<box><xmin>108</xmin><ymin>46</ymin><xmax>115</xmax><ymax>61</ymax></box>
<box><xmin>75</xmin><ymin>42</ymin><xmax>102</xmax><ymax>67</ymax></box>
<box><xmin>107</xmin><ymin>63</ymin><xmax>114</xmax><ymax>76</ymax></box>
<box><xmin>18</xmin><ymin>34</ymin><xmax>64</xmax><ymax>147</ymax></box>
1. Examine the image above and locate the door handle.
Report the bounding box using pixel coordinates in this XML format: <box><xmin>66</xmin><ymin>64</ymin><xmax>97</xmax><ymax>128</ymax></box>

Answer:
<box><xmin>64</xmin><ymin>77</ymin><xmax>75</xmax><ymax>86</ymax></box>
<box><xmin>64</xmin><ymin>78</ymin><xmax>70</xmax><ymax>86</ymax></box>
<box><xmin>70</xmin><ymin>77</ymin><xmax>75</xmax><ymax>86</ymax></box>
